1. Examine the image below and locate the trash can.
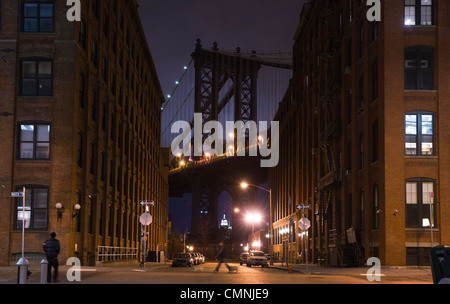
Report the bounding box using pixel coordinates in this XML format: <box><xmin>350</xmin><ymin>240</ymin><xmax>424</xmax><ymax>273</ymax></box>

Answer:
<box><xmin>430</xmin><ymin>246</ymin><xmax>450</xmax><ymax>284</ymax></box>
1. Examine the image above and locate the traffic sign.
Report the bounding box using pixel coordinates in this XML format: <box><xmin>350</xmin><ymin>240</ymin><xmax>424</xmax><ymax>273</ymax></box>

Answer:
<box><xmin>140</xmin><ymin>200</ymin><xmax>154</xmax><ymax>206</ymax></box>
<box><xmin>296</xmin><ymin>204</ymin><xmax>310</xmax><ymax>210</ymax></box>
<box><xmin>298</xmin><ymin>217</ymin><xmax>311</xmax><ymax>230</ymax></box>
<box><xmin>11</xmin><ymin>192</ymin><xmax>24</xmax><ymax>197</ymax></box>
<box><xmin>139</xmin><ymin>213</ymin><xmax>152</xmax><ymax>226</ymax></box>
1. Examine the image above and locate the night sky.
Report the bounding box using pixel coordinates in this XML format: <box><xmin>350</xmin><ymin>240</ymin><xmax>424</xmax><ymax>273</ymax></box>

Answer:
<box><xmin>137</xmin><ymin>0</ymin><xmax>306</xmax><ymax>233</ymax></box>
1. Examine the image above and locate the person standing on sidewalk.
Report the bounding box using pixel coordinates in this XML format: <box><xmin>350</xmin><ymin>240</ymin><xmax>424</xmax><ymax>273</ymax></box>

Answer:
<box><xmin>43</xmin><ymin>232</ymin><xmax>60</xmax><ymax>283</ymax></box>
<box><xmin>214</xmin><ymin>242</ymin><xmax>232</xmax><ymax>273</ymax></box>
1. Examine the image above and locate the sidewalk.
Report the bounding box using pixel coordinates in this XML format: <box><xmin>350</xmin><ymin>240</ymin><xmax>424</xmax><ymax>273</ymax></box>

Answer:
<box><xmin>0</xmin><ymin>262</ymin><xmax>169</xmax><ymax>284</ymax></box>
<box><xmin>0</xmin><ymin>261</ymin><xmax>434</xmax><ymax>284</ymax></box>
<box><xmin>269</xmin><ymin>262</ymin><xmax>433</xmax><ymax>282</ymax></box>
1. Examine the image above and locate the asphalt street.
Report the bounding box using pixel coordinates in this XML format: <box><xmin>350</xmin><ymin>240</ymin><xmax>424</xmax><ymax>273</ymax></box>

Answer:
<box><xmin>0</xmin><ymin>261</ymin><xmax>433</xmax><ymax>285</ymax></box>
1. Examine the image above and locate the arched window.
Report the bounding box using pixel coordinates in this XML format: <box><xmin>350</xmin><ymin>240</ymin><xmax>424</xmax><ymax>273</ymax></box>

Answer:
<box><xmin>405</xmin><ymin>178</ymin><xmax>436</xmax><ymax>228</ymax></box>
<box><xmin>405</xmin><ymin>111</ymin><xmax>435</xmax><ymax>156</ymax></box>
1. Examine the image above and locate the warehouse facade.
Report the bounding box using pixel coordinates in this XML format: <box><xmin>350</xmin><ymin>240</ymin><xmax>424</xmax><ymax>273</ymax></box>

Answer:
<box><xmin>269</xmin><ymin>0</ymin><xmax>450</xmax><ymax>266</ymax></box>
<box><xmin>0</xmin><ymin>0</ymin><xmax>168</xmax><ymax>266</ymax></box>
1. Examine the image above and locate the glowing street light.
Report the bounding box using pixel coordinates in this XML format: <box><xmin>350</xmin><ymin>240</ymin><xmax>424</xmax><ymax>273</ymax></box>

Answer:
<box><xmin>245</xmin><ymin>212</ymin><xmax>262</xmax><ymax>224</ymax></box>
<box><xmin>240</xmin><ymin>181</ymin><xmax>273</xmax><ymax>265</ymax></box>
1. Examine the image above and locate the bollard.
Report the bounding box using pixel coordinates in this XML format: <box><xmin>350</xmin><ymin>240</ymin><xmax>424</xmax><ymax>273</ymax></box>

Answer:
<box><xmin>16</xmin><ymin>257</ymin><xmax>29</xmax><ymax>284</ymax></box>
<box><xmin>40</xmin><ymin>259</ymin><xmax>48</xmax><ymax>284</ymax></box>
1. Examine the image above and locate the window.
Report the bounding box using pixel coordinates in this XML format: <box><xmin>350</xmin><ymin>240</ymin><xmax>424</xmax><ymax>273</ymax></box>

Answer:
<box><xmin>79</xmin><ymin>74</ymin><xmax>85</xmax><ymax>108</ymax></box>
<box><xmin>21</xmin><ymin>58</ymin><xmax>53</xmax><ymax>96</ymax></box>
<box><xmin>358</xmin><ymin>76</ymin><xmax>364</xmax><ymax>111</ymax></box>
<box><xmin>91</xmin><ymin>40</ymin><xmax>98</xmax><ymax>68</ymax></box>
<box><xmin>360</xmin><ymin>189</ymin><xmax>365</xmax><ymax>230</ymax></box>
<box><xmin>372</xmin><ymin>60</ymin><xmax>378</xmax><ymax>101</ymax></box>
<box><xmin>372</xmin><ymin>120</ymin><xmax>379</xmax><ymax>163</ymax></box>
<box><xmin>15</xmin><ymin>186</ymin><xmax>48</xmax><ymax>230</ymax></box>
<box><xmin>346</xmin><ymin>193</ymin><xmax>353</xmax><ymax>229</ymax></box>
<box><xmin>406</xmin><ymin>179</ymin><xmax>436</xmax><ymax>228</ymax></box>
<box><xmin>359</xmin><ymin>132</ymin><xmax>364</xmax><ymax>169</ymax></box>
<box><xmin>75</xmin><ymin>191</ymin><xmax>81</xmax><ymax>232</ymax></box>
<box><xmin>88</xmin><ymin>197</ymin><xmax>94</xmax><ymax>234</ymax></box>
<box><xmin>405</xmin><ymin>46</ymin><xmax>434</xmax><ymax>90</ymax></box>
<box><xmin>347</xmin><ymin>142</ymin><xmax>352</xmax><ymax>171</ymax></box>
<box><xmin>78</xmin><ymin>19</ymin><xmax>86</xmax><ymax>49</ymax></box>
<box><xmin>359</xmin><ymin>23</ymin><xmax>364</xmax><ymax>59</ymax></box>
<box><xmin>77</xmin><ymin>132</ymin><xmax>84</xmax><ymax>168</ymax></box>
<box><xmin>404</xmin><ymin>0</ymin><xmax>433</xmax><ymax>26</ymax></box>
<box><xmin>18</xmin><ymin>123</ymin><xmax>50</xmax><ymax>160</ymax></box>
<box><xmin>373</xmin><ymin>184</ymin><xmax>379</xmax><ymax>229</ymax></box>
<box><xmin>372</xmin><ymin>22</ymin><xmax>378</xmax><ymax>42</ymax></box>
<box><xmin>22</xmin><ymin>0</ymin><xmax>54</xmax><ymax>32</ymax></box>
<box><xmin>89</xmin><ymin>142</ymin><xmax>96</xmax><ymax>175</ymax></box>
<box><xmin>405</xmin><ymin>112</ymin><xmax>434</xmax><ymax>156</ymax></box>
<box><xmin>347</xmin><ymin>89</ymin><xmax>352</xmax><ymax>124</ymax></box>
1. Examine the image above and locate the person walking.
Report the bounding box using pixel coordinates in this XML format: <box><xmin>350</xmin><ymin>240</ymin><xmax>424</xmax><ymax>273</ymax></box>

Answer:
<box><xmin>214</xmin><ymin>242</ymin><xmax>232</xmax><ymax>273</ymax></box>
<box><xmin>43</xmin><ymin>232</ymin><xmax>60</xmax><ymax>283</ymax></box>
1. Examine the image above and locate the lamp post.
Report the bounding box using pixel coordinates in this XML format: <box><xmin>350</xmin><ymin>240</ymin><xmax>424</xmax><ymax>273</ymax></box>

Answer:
<box><xmin>240</xmin><ymin>182</ymin><xmax>273</xmax><ymax>265</ymax></box>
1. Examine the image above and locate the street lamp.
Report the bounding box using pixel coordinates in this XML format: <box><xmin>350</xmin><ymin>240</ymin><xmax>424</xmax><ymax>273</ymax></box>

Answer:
<box><xmin>240</xmin><ymin>181</ymin><xmax>273</xmax><ymax>265</ymax></box>
<box><xmin>245</xmin><ymin>212</ymin><xmax>262</xmax><ymax>234</ymax></box>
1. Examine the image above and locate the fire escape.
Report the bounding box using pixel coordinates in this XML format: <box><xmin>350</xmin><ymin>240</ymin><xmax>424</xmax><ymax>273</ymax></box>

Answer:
<box><xmin>317</xmin><ymin>1</ymin><xmax>364</xmax><ymax>267</ymax></box>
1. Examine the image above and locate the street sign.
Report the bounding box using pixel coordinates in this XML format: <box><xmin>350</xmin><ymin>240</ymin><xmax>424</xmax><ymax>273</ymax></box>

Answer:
<box><xmin>140</xmin><ymin>200</ymin><xmax>154</xmax><ymax>206</ymax></box>
<box><xmin>296</xmin><ymin>204</ymin><xmax>310</xmax><ymax>210</ymax></box>
<box><xmin>11</xmin><ymin>192</ymin><xmax>24</xmax><ymax>197</ymax></box>
<box><xmin>298</xmin><ymin>217</ymin><xmax>311</xmax><ymax>230</ymax></box>
<box><xmin>139</xmin><ymin>213</ymin><xmax>152</xmax><ymax>226</ymax></box>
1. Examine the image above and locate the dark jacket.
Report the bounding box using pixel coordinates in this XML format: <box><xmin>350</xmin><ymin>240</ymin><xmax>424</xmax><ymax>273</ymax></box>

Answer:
<box><xmin>43</xmin><ymin>237</ymin><xmax>60</xmax><ymax>259</ymax></box>
<box><xmin>215</xmin><ymin>245</ymin><xmax>228</xmax><ymax>259</ymax></box>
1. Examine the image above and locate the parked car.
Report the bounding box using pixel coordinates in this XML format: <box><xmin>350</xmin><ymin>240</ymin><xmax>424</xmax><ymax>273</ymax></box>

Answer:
<box><xmin>247</xmin><ymin>250</ymin><xmax>268</xmax><ymax>267</ymax></box>
<box><xmin>195</xmin><ymin>252</ymin><xmax>205</xmax><ymax>264</ymax></box>
<box><xmin>192</xmin><ymin>252</ymin><xmax>203</xmax><ymax>265</ymax></box>
<box><xmin>240</xmin><ymin>252</ymin><xmax>249</xmax><ymax>265</ymax></box>
<box><xmin>172</xmin><ymin>252</ymin><xmax>194</xmax><ymax>267</ymax></box>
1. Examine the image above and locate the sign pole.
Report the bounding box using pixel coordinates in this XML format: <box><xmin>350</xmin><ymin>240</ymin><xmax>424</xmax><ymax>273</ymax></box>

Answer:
<box><xmin>139</xmin><ymin>201</ymin><xmax>154</xmax><ymax>268</ymax></box>
<box><xmin>296</xmin><ymin>204</ymin><xmax>311</xmax><ymax>272</ymax></box>
<box><xmin>430</xmin><ymin>192</ymin><xmax>434</xmax><ymax>248</ymax></box>
<box><xmin>22</xmin><ymin>187</ymin><xmax>26</xmax><ymax>259</ymax></box>
<box><xmin>303</xmin><ymin>209</ymin><xmax>308</xmax><ymax>272</ymax></box>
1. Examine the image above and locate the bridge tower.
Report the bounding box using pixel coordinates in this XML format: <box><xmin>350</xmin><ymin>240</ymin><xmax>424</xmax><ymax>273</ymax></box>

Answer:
<box><xmin>189</xmin><ymin>39</ymin><xmax>262</xmax><ymax>246</ymax></box>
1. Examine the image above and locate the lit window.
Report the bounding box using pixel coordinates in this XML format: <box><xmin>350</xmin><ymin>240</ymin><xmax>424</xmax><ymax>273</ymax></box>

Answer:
<box><xmin>404</xmin><ymin>0</ymin><xmax>433</xmax><ymax>26</ymax></box>
<box><xmin>15</xmin><ymin>187</ymin><xmax>49</xmax><ymax>230</ymax></box>
<box><xmin>405</xmin><ymin>112</ymin><xmax>434</xmax><ymax>156</ymax></box>
<box><xmin>405</xmin><ymin>179</ymin><xmax>436</xmax><ymax>228</ymax></box>
<box><xmin>18</xmin><ymin>123</ymin><xmax>51</xmax><ymax>160</ymax></box>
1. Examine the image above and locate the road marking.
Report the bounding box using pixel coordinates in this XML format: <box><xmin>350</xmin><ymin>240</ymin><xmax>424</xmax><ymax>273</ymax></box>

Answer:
<box><xmin>78</xmin><ymin>268</ymin><xmax>97</xmax><ymax>272</ymax></box>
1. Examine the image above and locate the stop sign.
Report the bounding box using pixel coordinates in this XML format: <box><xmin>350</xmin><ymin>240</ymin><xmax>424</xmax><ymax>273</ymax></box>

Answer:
<box><xmin>298</xmin><ymin>217</ymin><xmax>311</xmax><ymax>231</ymax></box>
<box><xmin>140</xmin><ymin>213</ymin><xmax>152</xmax><ymax>226</ymax></box>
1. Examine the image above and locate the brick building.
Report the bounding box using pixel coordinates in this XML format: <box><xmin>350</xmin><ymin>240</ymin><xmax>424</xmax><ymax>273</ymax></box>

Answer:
<box><xmin>269</xmin><ymin>0</ymin><xmax>450</xmax><ymax>266</ymax></box>
<box><xmin>0</xmin><ymin>0</ymin><xmax>169</xmax><ymax>266</ymax></box>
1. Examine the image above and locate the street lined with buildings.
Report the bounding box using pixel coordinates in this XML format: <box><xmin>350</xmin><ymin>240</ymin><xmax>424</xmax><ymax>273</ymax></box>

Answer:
<box><xmin>1</xmin><ymin>0</ymin><xmax>449</xmax><ymax>290</ymax></box>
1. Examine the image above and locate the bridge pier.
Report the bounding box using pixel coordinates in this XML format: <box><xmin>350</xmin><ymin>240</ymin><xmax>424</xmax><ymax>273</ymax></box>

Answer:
<box><xmin>191</xmin><ymin>175</ymin><xmax>219</xmax><ymax>245</ymax></box>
